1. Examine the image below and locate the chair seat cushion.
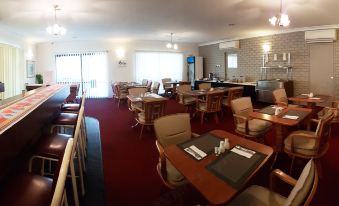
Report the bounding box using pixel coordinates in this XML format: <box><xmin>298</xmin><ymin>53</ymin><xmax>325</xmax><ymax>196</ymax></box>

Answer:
<box><xmin>0</xmin><ymin>173</ymin><xmax>53</xmax><ymax>206</ymax></box>
<box><xmin>284</xmin><ymin>131</ymin><xmax>317</xmax><ymax>156</ymax></box>
<box><xmin>197</xmin><ymin>102</ymin><xmax>207</xmax><ymax>111</ymax></box>
<box><xmin>61</xmin><ymin>103</ymin><xmax>80</xmax><ymax>112</ymax></box>
<box><xmin>138</xmin><ymin>112</ymin><xmax>145</xmax><ymax>123</ymax></box>
<box><xmin>165</xmin><ymin>159</ymin><xmax>187</xmax><ymax>186</ymax></box>
<box><xmin>33</xmin><ymin>133</ymin><xmax>71</xmax><ymax>159</ymax></box>
<box><xmin>53</xmin><ymin>113</ymin><xmax>78</xmax><ymax>125</ymax></box>
<box><xmin>236</xmin><ymin>119</ymin><xmax>272</xmax><ymax>137</ymax></box>
<box><xmin>131</xmin><ymin>102</ymin><xmax>142</xmax><ymax>111</ymax></box>
<box><xmin>228</xmin><ymin>185</ymin><xmax>286</xmax><ymax>206</ymax></box>
<box><xmin>179</xmin><ymin>96</ymin><xmax>196</xmax><ymax>105</ymax></box>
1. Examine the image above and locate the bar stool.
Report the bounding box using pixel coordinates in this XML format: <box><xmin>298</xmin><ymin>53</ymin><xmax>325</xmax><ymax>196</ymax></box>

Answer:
<box><xmin>0</xmin><ymin>139</ymin><xmax>73</xmax><ymax>206</ymax></box>
<box><xmin>29</xmin><ymin>107</ymin><xmax>86</xmax><ymax>206</ymax></box>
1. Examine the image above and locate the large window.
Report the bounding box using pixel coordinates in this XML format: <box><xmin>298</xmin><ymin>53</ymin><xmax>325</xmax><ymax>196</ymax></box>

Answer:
<box><xmin>227</xmin><ymin>53</ymin><xmax>238</xmax><ymax>69</ymax></box>
<box><xmin>56</xmin><ymin>51</ymin><xmax>110</xmax><ymax>98</ymax></box>
<box><xmin>135</xmin><ymin>51</ymin><xmax>183</xmax><ymax>93</ymax></box>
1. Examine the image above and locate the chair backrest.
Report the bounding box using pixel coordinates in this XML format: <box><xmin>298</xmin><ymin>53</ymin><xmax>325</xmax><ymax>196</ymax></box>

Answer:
<box><xmin>154</xmin><ymin>113</ymin><xmax>192</xmax><ymax>147</ymax></box>
<box><xmin>128</xmin><ymin>87</ymin><xmax>148</xmax><ymax>95</ymax></box>
<box><xmin>205</xmin><ymin>91</ymin><xmax>224</xmax><ymax>112</ymax></box>
<box><xmin>285</xmin><ymin>159</ymin><xmax>318</xmax><ymax>206</ymax></box>
<box><xmin>179</xmin><ymin>81</ymin><xmax>191</xmax><ymax>85</ymax></box>
<box><xmin>50</xmin><ymin>139</ymin><xmax>73</xmax><ymax>206</ymax></box>
<box><xmin>198</xmin><ymin>83</ymin><xmax>211</xmax><ymax>90</ymax></box>
<box><xmin>176</xmin><ymin>85</ymin><xmax>192</xmax><ymax>94</ymax></box>
<box><xmin>141</xmin><ymin>79</ymin><xmax>148</xmax><ymax>86</ymax></box>
<box><xmin>143</xmin><ymin>99</ymin><xmax>167</xmax><ymax>124</ymax></box>
<box><xmin>314</xmin><ymin>109</ymin><xmax>334</xmax><ymax>152</ymax></box>
<box><xmin>226</xmin><ymin>87</ymin><xmax>244</xmax><ymax>106</ymax></box>
<box><xmin>146</xmin><ymin>80</ymin><xmax>153</xmax><ymax>90</ymax></box>
<box><xmin>162</xmin><ymin>78</ymin><xmax>172</xmax><ymax>89</ymax></box>
<box><xmin>231</xmin><ymin>97</ymin><xmax>253</xmax><ymax>120</ymax></box>
<box><xmin>152</xmin><ymin>81</ymin><xmax>160</xmax><ymax>94</ymax></box>
<box><xmin>273</xmin><ymin>88</ymin><xmax>288</xmax><ymax>105</ymax></box>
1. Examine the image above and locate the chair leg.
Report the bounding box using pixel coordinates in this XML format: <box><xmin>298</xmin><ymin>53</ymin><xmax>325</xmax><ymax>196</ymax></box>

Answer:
<box><xmin>70</xmin><ymin>160</ymin><xmax>80</xmax><ymax>206</ymax></box>
<box><xmin>63</xmin><ymin>188</ymin><xmax>69</xmax><ymax>206</ymax></box>
<box><xmin>118</xmin><ymin>99</ymin><xmax>121</xmax><ymax>108</ymax></box>
<box><xmin>200</xmin><ymin>112</ymin><xmax>205</xmax><ymax>124</ymax></box>
<box><xmin>214</xmin><ymin>113</ymin><xmax>219</xmax><ymax>124</ymax></box>
<box><xmin>289</xmin><ymin>156</ymin><xmax>295</xmax><ymax>174</ymax></box>
<box><xmin>315</xmin><ymin>159</ymin><xmax>323</xmax><ymax>178</ymax></box>
<box><xmin>76</xmin><ymin>145</ymin><xmax>86</xmax><ymax>196</ymax></box>
<box><xmin>139</xmin><ymin>125</ymin><xmax>144</xmax><ymax>140</ymax></box>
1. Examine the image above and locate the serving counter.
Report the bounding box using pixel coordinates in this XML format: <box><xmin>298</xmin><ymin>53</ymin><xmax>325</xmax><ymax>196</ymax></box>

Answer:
<box><xmin>0</xmin><ymin>85</ymin><xmax>69</xmax><ymax>183</ymax></box>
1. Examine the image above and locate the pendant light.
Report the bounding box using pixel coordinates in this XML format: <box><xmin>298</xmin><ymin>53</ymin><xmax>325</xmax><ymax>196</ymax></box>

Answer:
<box><xmin>269</xmin><ymin>0</ymin><xmax>290</xmax><ymax>27</ymax></box>
<box><xmin>166</xmin><ymin>33</ymin><xmax>178</xmax><ymax>50</ymax></box>
<box><xmin>46</xmin><ymin>5</ymin><xmax>67</xmax><ymax>36</ymax></box>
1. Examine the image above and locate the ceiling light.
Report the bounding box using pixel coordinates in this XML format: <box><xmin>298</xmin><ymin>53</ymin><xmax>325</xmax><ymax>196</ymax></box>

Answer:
<box><xmin>46</xmin><ymin>5</ymin><xmax>67</xmax><ymax>36</ymax></box>
<box><xmin>269</xmin><ymin>0</ymin><xmax>290</xmax><ymax>27</ymax></box>
<box><xmin>166</xmin><ymin>33</ymin><xmax>178</xmax><ymax>50</ymax></box>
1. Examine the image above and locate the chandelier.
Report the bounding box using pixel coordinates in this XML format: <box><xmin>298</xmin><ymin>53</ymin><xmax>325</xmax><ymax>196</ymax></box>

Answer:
<box><xmin>46</xmin><ymin>5</ymin><xmax>67</xmax><ymax>36</ymax></box>
<box><xmin>269</xmin><ymin>0</ymin><xmax>290</xmax><ymax>27</ymax></box>
<box><xmin>166</xmin><ymin>33</ymin><xmax>178</xmax><ymax>50</ymax></box>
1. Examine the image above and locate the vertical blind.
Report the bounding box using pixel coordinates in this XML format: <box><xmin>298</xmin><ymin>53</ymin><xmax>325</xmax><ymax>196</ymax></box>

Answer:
<box><xmin>55</xmin><ymin>51</ymin><xmax>110</xmax><ymax>98</ymax></box>
<box><xmin>0</xmin><ymin>44</ymin><xmax>24</xmax><ymax>99</ymax></box>
<box><xmin>135</xmin><ymin>51</ymin><xmax>183</xmax><ymax>93</ymax></box>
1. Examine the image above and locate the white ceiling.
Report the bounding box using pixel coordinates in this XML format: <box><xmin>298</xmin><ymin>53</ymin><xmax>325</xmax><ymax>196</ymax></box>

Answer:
<box><xmin>1</xmin><ymin>0</ymin><xmax>339</xmax><ymax>44</ymax></box>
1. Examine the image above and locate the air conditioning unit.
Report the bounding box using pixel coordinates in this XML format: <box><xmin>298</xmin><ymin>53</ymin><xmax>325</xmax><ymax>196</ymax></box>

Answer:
<box><xmin>219</xmin><ymin>40</ymin><xmax>240</xmax><ymax>49</ymax></box>
<box><xmin>305</xmin><ymin>29</ymin><xmax>337</xmax><ymax>43</ymax></box>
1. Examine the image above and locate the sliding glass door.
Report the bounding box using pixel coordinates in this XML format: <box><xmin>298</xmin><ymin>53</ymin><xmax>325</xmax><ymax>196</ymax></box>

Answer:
<box><xmin>55</xmin><ymin>52</ymin><xmax>110</xmax><ymax>98</ymax></box>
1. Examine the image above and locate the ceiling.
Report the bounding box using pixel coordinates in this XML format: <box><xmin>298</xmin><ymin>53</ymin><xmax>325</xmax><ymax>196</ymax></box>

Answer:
<box><xmin>1</xmin><ymin>0</ymin><xmax>339</xmax><ymax>44</ymax></box>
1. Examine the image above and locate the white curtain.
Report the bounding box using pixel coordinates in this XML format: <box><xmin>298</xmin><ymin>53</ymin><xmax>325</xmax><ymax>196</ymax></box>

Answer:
<box><xmin>135</xmin><ymin>51</ymin><xmax>184</xmax><ymax>93</ymax></box>
<box><xmin>0</xmin><ymin>44</ymin><xmax>24</xmax><ymax>99</ymax></box>
<box><xmin>55</xmin><ymin>51</ymin><xmax>110</xmax><ymax>98</ymax></box>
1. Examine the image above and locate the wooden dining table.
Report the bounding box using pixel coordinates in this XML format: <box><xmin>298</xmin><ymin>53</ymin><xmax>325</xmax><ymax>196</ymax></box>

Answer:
<box><xmin>164</xmin><ymin>130</ymin><xmax>273</xmax><ymax>205</ymax></box>
<box><xmin>183</xmin><ymin>87</ymin><xmax>229</xmax><ymax>97</ymax></box>
<box><xmin>288</xmin><ymin>94</ymin><xmax>330</xmax><ymax>109</ymax></box>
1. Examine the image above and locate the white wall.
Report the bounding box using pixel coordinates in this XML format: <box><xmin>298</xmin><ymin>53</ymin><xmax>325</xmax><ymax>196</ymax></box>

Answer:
<box><xmin>35</xmin><ymin>40</ymin><xmax>199</xmax><ymax>84</ymax></box>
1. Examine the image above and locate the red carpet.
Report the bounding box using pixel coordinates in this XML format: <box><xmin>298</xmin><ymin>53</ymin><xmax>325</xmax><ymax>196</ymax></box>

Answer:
<box><xmin>85</xmin><ymin>98</ymin><xmax>339</xmax><ymax>206</ymax></box>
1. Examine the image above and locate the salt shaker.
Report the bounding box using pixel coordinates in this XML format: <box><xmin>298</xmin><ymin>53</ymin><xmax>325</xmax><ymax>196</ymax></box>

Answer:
<box><xmin>219</xmin><ymin>141</ymin><xmax>225</xmax><ymax>153</ymax></box>
<box><xmin>224</xmin><ymin>138</ymin><xmax>230</xmax><ymax>150</ymax></box>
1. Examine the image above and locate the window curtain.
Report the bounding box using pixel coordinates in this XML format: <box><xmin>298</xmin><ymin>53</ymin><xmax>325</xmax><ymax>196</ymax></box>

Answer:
<box><xmin>55</xmin><ymin>51</ymin><xmax>110</xmax><ymax>98</ymax></box>
<box><xmin>0</xmin><ymin>44</ymin><xmax>24</xmax><ymax>99</ymax></box>
<box><xmin>135</xmin><ymin>51</ymin><xmax>184</xmax><ymax>93</ymax></box>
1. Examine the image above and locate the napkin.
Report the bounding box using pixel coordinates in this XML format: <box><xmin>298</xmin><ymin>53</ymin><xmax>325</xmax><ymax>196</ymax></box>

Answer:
<box><xmin>230</xmin><ymin>145</ymin><xmax>255</xmax><ymax>158</ymax></box>
<box><xmin>184</xmin><ymin>145</ymin><xmax>207</xmax><ymax>160</ymax></box>
<box><xmin>309</xmin><ymin>97</ymin><xmax>320</xmax><ymax>100</ymax></box>
<box><xmin>283</xmin><ymin>115</ymin><xmax>299</xmax><ymax>120</ymax></box>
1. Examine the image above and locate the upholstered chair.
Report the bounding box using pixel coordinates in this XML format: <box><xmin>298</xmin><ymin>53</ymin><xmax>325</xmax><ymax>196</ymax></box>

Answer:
<box><xmin>127</xmin><ymin>87</ymin><xmax>148</xmax><ymax>112</ymax></box>
<box><xmin>154</xmin><ymin>113</ymin><xmax>199</xmax><ymax>188</ymax></box>
<box><xmin>113</xmin><ymin>84</ymin><xmax>128</xmax><ymax>108</ymax></box>
<box><xmin>273</xmin><ymin>88</ymin><xmax>300</xmax><ymax>108</ymax></box>
<box><xmin>141</xmin><ymin>79</ymin><xmax>148</xmax><ymax>86</ymax></box>
<box><xmin>151</xmin><ymin>81</ymin><xmax>160</xmax><ymax>94</ymax></box>
<box><xmin>231</xmin><ymin>97</ymin><xmax>272</xmax><ymax>142</ymax></box>
<box><xmin>228</xmin><ymin>159</ymin><xmax>318</xmax><ymax>206</ymax></box>
<box><xmin>284</xmin><ymin>109</ymin><xmax>334</xmax><ymax>175</ymax></box>
<box><xmin>146</xmin><ymin>80</ymin><xmax>153</xmax><ymax>92</ymax></box>
<box><xmin>198</xmin><ymin>83</ymin><xmax>211</xmax><ymax>90</ymax></box>
<box><xmin>176</xmin><ymin>85</ymin><xmax>196</xmax><ymax>112</ymax></box>
<box><xmin>317</xmin><ymin>101</ymin><xmax>339</xmax><ymax>125</ymax></box>
<box><xmin>161</xmin><ymin>78</ymin><xmax>173</xmax><ymax>97</ymax></box>
<box><xmin>196</xmin><ymin>91</ymin><xmax>224</xmax><ymax>124</ymax></box>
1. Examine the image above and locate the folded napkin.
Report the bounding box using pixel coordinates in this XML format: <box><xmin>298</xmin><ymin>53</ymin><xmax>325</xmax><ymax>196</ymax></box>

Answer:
<box><xmin>230</xmin><ymin>145</ymin><xmax>255</xmax><ymax>159</ymax></box>
<box><xmin>184</xmin><ymin>145</ymin><xmax>207</xmax><ymax>160</ymax></box>
<box><xmin>283</xmin><ymin>115</ymin><xmax>299</xmax><ymax>120</ymax></box>
<box><xmin>309</xmin><ymin>97</ymin><xmax>321</xmax><ymax>100</ymax></box>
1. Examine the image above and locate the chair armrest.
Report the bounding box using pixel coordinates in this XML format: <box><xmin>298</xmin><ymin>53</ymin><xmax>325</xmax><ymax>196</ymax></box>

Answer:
<box><xmin>233</xmin><ymin>114</ymin><xmax>249</xmax><ymax>133</ymax></box>
<box><xmin>270</xmin><ymin>169</ymin><xmax>297</xmax><ymax>191</ymax></box>
<box><xmin>155</xmin><ymin>140</ymin><xmax>164</xmax><ymax>157</ymax></box>
<box><xmin>233</xmin><ymin>114</ymin><xmax>248</xmax><ymax>122</ymax></box>
<box><xmin>192</xmin><ymin>133</ymin><xmax>200</xmax><ymax>138</ymax></box>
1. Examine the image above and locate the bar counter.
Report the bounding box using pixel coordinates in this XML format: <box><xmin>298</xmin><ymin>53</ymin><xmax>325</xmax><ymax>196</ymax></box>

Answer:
<box><xmin>0</xmin><ymin>85</ymin><xmax>69</xmax><ymax>183</ymax></box>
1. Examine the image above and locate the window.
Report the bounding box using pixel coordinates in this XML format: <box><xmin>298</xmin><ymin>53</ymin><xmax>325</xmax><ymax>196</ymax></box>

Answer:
<box><xmin>55</xmin><ymin>51</ymin><xmax>110</xmax><ymax>98</ymax></box>
<box><xmin>135</xmin><ymin>51</ymin><xmax>183</xmax><ymax>93</ymax></box>
<box><xmin>227</xmin><ymin>53</ymin><xmax>238</xmax><ymax>69</ymax></box>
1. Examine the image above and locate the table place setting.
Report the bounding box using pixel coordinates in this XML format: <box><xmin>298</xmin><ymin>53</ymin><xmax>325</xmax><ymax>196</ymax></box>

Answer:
<box><xmin>184</xmin><ymin>146</ymin><xmax>207</xmax><ymax>160</ymax></box>
<box><xmin>282</xmin><ymin>114</ymin><xmax>299</xmax><ymax>120</ymax></box>
<box><xmin>230</xmin><ymin>145</ymin><xmax>256</xmax><ymax>159</ymax></box>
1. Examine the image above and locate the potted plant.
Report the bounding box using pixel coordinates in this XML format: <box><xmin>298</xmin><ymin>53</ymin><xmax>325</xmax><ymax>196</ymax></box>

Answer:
<box><xmin>35</xmin><ymin>74</ymin><xmax>43</xmax><ymax>84</ymax></box>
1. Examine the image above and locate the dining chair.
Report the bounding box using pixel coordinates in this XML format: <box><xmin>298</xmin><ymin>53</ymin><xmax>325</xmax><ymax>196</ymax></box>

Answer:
<box><xmin>231</xmin><ymin>97</ymin><xmax>272</xmax><ymax>142</ymax></box>
<box><xmin>284</xmin><ymin>109</ymin><xmax>334</xmax><ymax>175</ymax></box>
<box><xmin>154</xmin><ymin>113</ymin><xmax>199</xmax><ymax>188</ymax></box>
<box><xmin>222</xmin><ymin>86</ymin><xmax>243</xmax><ymax>107</ymax></box>
<box><xmin>127</xmin><ymin>87</ymin><xmax>148</xmax><ymax>112</ymax></box>
<box><xmin>196</xmin><ymin>91</ymin><xmax>224</xmax><ymax>124</ymax></box>
<box><xmin>114</xmin><ymin>84</ymin><xmax>128</xmax><ymax>107</ymax></box>
<box><xmin>161</xmin><ymin>78</ymin><xmax>173</xmax><ymax>97</ymax></box>
<box><xmin>198</xmin><ymin>83</ymin><xmax>211</xmax><ymax>90</ymax></box>
<box><xmin>273</xmin><ymin>88</ymin><xmax>300</xmax><ymax>107</ymax></box>
<box><xmin>146</xmin><ymin>80</ymin><xmax>153</xmax><ymax>92</ymax></box>
<box><xmin>176</xmin><ymin>85</ymin><xmax>196</xmax><ymax>112</ymax></box>
<box><xmin>135</xmin><ymin>99</ymin><xmax>167</xmax><ymax>139</ymax></box>
<box><xmin>151</xmin><ymin>81</ymin><xmax>160</xmax><ymax>94</ymax></box>
<box><xmin>317</xmin><ymin>101</ymin><xmax>339</xmax><ymax>125</ymax></box>
<box><xmin>141</xmin><ymin>79</ymin><xmax>148</xmax><ymax>86</ymax></box>
<box><xmin>228</xmin><ymin>159</ymin><xmax>318</xmax><ymax>206</ymax></box>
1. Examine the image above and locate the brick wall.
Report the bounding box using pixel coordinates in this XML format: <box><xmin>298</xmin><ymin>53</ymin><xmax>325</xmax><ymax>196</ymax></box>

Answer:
<box><xmin>199</xmin><ymin>31</ymin><xmax>339</xmax><ymax>100</ymax></box>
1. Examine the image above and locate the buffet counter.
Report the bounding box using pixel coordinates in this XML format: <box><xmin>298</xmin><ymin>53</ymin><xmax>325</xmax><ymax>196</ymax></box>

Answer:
<box><xmin>0</xmin><ymin>84</ymin><xmax>69</xmax><ymax>183</ymax></box>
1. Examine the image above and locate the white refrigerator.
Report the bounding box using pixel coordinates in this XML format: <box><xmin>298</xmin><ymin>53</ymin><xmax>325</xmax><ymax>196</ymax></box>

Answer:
<box><xmin>187</xmin><ymin>56</ymin><xmax>203</xmax><ymax>87</ymax></box>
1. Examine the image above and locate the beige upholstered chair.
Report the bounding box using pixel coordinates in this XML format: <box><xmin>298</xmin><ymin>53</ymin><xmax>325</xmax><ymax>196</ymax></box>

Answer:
<box><xmin>228</xmin><ymin>159</ymin><xmax>318</xmax><ymax>206</ymax></box>
<box><xmin>176</xmin><ymin>85</ymin><xmax>196</xmax><ymax>112</ymax></box>
<box><xmin>198</xmin><ymin>83</ymin><xmax>211</xmax><ymax>90</ymax></box>
<box><xmin>151</xmin><ymin>81</ymin><xmax>160</xmax><ymax>94</ymax></box>
<box><xmin>141</xmin><ymin>79</ymin><xmax>148</xmax><ymax>86</ymax></box>
<box><xmin>127</xmin><ymin>88</ymin><xmax>148</xmax><ymax>112</ymax></box>
<box><xmin>284</xmin><ymin>109</ymin><xmax>334</xmax><ymax>175</ymax></box>
<box><xmin>317</xmin><ymin>101</ymin><xmax>339</xmax><ymax>125</ymax></box>
<box><xmin>273</xmin><ymin>88</ymin><xmax>300</xmax><ymax>108</ymax></box>
<box><xmin>113</xmin><ymin>84</ymin><xmax>128</xmax><ymax>108</ymax></box>
<box><xmin>136</xmin><ymin>99</ymin><xmax>167</xmax><ymax>139</ymax></box>
<box><xmin>196</xmin><ymin>91</ymin><xmax>224</xmax><ymax>124</ymax></box>
<box><xmin>154</xmin><ymin>113</ymin><xmax>199</xmax><ymax>188</ymax></box>
<box><xmin>161</xmin><ymin>78</ymin><xmax>173</xmax><ymax>97</ymax></box>
<box><xmin>231</xmin><ymin>97</ymin><xmax>272</xmax><ymax>142</ymax></box>
<box><xmin>222</xmin><ymin>86</ymin><xmax>243</xmax><ymax>107</ymax></box>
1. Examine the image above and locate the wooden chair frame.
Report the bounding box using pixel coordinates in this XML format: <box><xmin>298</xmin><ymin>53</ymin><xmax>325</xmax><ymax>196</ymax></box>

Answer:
<box><xmin>196</xmin><ymin>91</ymin><xmax>224</xmax><ymax>124</ymax></box>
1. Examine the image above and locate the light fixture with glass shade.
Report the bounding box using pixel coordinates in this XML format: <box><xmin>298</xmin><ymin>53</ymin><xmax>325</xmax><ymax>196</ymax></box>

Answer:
<box><xmin>166</xmin><ymin>33</ymin><xmax>178</xmax><ymax>50</ymax></box>
<box><xmin>269</xmin><ymin>0</ymin><xmax>290</xmax><ymax>27</ymax></box>
<box><xmin>46</xmin><ymin>5</ymin><xmax>67</xmax><ymax>36</ymax></box>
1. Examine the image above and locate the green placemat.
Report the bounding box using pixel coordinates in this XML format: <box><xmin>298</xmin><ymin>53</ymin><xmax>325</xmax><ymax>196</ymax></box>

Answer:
<box><xmin>282</xmin><ymin>110</ymin><xmax>309</xmax><ymax>120</ymax></box>
<box><xmin>178</xmin><ymin>133</ymin><xmax>221</xmax><ymax>155</ymax></box>
<box><xmin>258</xmin><ymin>106</ymin><xmax>276</xmax><ymax>115</ymax></box>
<box><xmin>206</xmin><ymin>146</ymin><xmax>267</xmax><ymax>189</ymax></box>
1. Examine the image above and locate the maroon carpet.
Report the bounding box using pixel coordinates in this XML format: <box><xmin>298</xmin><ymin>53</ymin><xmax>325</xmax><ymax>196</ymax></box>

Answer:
<box><xmin>85</xmin><ymin>98</ymin><xmax>339</xmax><ymax>206</ymax></box>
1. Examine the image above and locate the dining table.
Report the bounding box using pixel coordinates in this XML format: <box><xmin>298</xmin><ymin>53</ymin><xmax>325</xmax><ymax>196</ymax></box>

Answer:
<box><xmin>288</xmin><ymin>94</ymin><xmax>330</xmax><ymax>109</ymax></box>
<box><xmin>164</xmin><ymin>130</ymin><xmax>273</xmax><ymax>205</ymax></box>
<box><xmin>127</xmin><ymin>92</ymin><xmax>166</xmax><ymax>103</ymax></box>
<box><xmin>183</xmin><ymin>87</ymin><xmax>229</xmax><ymax>97</ymax></box>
